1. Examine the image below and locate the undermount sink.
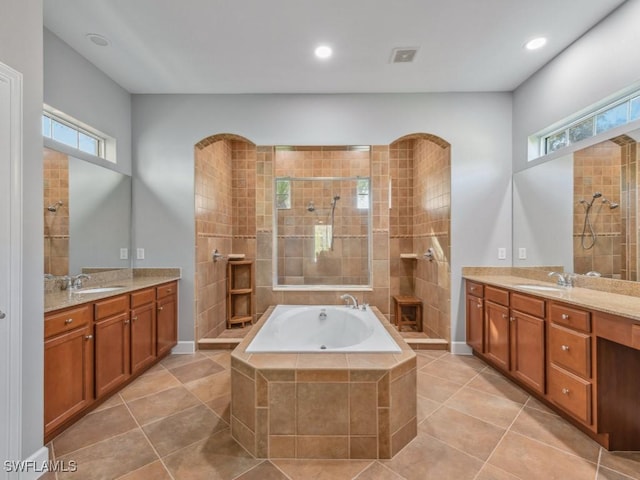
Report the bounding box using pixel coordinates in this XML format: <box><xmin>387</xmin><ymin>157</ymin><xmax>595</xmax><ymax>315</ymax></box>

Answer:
<box><xmin>513</xmin><ymin>284</ymin><xmax>565</xmax><ymax>292</ymax></box>
<box><xmin>73</xmin><ymin>286</ymin><xmax>125</xmax><ymax>294</ymax></box>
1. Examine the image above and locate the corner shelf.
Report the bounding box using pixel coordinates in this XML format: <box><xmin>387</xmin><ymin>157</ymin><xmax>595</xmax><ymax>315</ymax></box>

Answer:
<box><xmin>226</xmin><ymin>260</ymin><xmax>254</xmax><ymax>328</ymax></box>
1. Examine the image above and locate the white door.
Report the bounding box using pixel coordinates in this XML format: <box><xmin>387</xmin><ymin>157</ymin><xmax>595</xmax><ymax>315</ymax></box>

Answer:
<box><xmin>0</xmin><ymin>62</ymin><xmax>23</xmax><ymax>477</ymax></box>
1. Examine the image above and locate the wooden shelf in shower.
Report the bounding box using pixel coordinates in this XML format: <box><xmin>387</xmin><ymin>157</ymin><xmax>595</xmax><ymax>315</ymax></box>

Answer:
<box><xmin>227</xmin><ymin>260</ymin><xmax>254</xmax><ymax>329</ymax></box>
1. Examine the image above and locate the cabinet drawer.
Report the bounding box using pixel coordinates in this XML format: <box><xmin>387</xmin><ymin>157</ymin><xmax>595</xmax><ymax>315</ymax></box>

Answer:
<box><xmin>511</xmin><ymin>293</ymin><xmax>545</xmax><ymax>318</ymax></box>
<box><xmin>466</xmin><ymin>281</ymin><xmax>484</xmax><ymax>298</ymax></box>
<box><xmin>131</xmin><ymin>288</ymin><xmax>155</xmax><ymax>309</ymax></box>
<box><xmin>94</xmin><ymin>295</ymin><xmax>129</xmax><ymax>321</ymax></box>
<box><xmin>550</xmin><ymin>303</ymin><xmax>591</xmax><ymax>333</ymax></box>
<box><xmin>485</xmin><ymin>286</ymin><xmax>509</xmax><ymax>306</ymax></box>
<box><xmin>594</xmin><ymin>312</ymin><xmax>640</xmax><ymax>351</ymax></box>
<box><xmin>156</xmin><ymin>282</ymin><xmax>177</xmax><ymax>300</ymax></box>
<box><xmin>549</xmin><ymin>324</ymin><xmax>591</xmax><ymax>378</ymax></box>
<box><xmin>548</xmin><ymin>364</ymin><xmax>592</xmax><ymax>425</ymax></box>
<box><xmin>45</xmin><ymin>305</ymin><xmax>92</xmax><ymax>339</ymax></box>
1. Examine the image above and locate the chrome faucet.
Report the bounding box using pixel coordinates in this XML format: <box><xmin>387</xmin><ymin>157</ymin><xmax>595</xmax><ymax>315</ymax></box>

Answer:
<box><xmin>72</xmin><ymin>274</ymin><xmax>91</xmax><ymax>289</ymax></box>
<box><xmin>340</xmin><ymin>294</ymin><xmax>359</xmax><ymax>309</ymax></box>
<box><xmin>548</xmin><ymin>271</ymin><xmax>575</xmax><ymax>287</ymax></box>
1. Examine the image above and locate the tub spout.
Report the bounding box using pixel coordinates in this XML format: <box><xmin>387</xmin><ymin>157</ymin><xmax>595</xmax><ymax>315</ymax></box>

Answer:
<box><xmin>340</xmin><ymin>294</ymin><xmax>359</xmax><ymax>309</ymax></box>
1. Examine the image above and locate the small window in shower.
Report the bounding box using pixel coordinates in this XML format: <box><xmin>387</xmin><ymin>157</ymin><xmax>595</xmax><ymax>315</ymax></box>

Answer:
<box><xmin>275</xmin><ymin>178</ymin><xmax>291</xmax><ymax>209</ymax></box>
<box><xmin>357</xmin><ymin>178</ymin><xmax>370</xmax><ymax>209</ymax></box>
<box><xmin>314</xmin><ymin>225</ymin><xmax>332</xmax><ymax>260</ymax></box>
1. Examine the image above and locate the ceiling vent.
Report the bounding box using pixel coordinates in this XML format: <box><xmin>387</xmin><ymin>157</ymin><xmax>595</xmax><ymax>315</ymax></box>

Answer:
<box><xmin>390</xmin><ymin>47</ymin><xmax>419</xmax><ymax>63</ymax></box>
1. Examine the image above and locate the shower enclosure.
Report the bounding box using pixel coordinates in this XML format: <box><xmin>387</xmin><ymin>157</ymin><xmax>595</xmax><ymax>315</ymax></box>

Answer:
<box><xmin>273</xmin><ymin>176</ymin><xmax>372</xmax><ymax>288</ymax></box>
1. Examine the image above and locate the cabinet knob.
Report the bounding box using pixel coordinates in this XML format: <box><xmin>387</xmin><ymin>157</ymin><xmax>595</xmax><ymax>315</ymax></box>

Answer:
<box><xmin>124</xmin><ymin>319</ymin><xmax>130</xmax><ymax>324</ymax></box>
<box><xmin>470</xmin><ymin>286</ymin><xmax>476</xmax><ymax>291</ymax></box>
<box><xmin>561</xmin><ymin>345</ymin><xmax>570</xmax><ymax>351</ymax></box>
<box><xmin>85</xmin><ymin>334</ymin><xmax>93</xmax><ymax>340</ymax></box>
<box><xmin>561</xmin><ymin>313</ymin><xmax>569</xmax><ymax>320</ymax></box>
<box><xmin>561</xmin><ymin>388</ymin><xmax>570</xmax><ymax>395</ymax></box>
<box><xmin>167</xmin><ymin>288</ymin><xmax>172</xmax><ymax>293</ymax></box>
<box><xmin>476</xmin><ymin>302</ymin><xmax>482</xmax><ymax>309</ymax></box>
<box><xmin>502</xmin><ymin>314</ymin><xmax>508</xmax><ymax>319</ymax></box>
<box><xmin>132</xmin><ymin>316</ymin><xmax>138</xmax><ymax>322</ymax></box>
<box><xmin>65</xmin><ymin>318</ymin><xmax>73</xmax><ymax>325</ymax></box>
<box><xmin>510</xmin><ymin>317</ymin><xmax>515</xmax><ymax>322</ymax></box>
<box><xmin>158</xmin><ymin>306</ymin><xmax>164</xmax><ymax>311</ymax></box>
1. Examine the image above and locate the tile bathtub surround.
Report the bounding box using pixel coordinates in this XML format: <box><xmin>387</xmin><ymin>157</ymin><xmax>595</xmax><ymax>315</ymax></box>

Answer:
<box><xmin>43</xmin><ymin>349</ymin><xmax>640</xmax><ymax>479</ymax></box>
<box><xmin>229</xmin><ymin>307</ymin><xmax>417</xmax><ymax>459</ymax></box>
<box><xmin>43</xmin><ymin>147</ymin><xmax>70</xmax><ymax>276</ymax></box>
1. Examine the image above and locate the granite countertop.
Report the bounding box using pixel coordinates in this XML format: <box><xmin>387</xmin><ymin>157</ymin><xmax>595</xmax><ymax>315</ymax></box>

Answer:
<box><xmin>45</xmin><ymin>273</ymin><xmax>181</xmax><ymax>313</ymax></box>
<box><xmin>463</xmin><ymin>272</ymin><xmax>640</xmax><ymax>322</ymax></box>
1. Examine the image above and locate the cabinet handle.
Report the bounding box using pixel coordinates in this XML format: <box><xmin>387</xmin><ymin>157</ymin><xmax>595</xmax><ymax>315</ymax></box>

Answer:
<box><xmin>132</xmin><ymin>316</ymin><xmax>138</xmax><ymax>322</ymax></box>
<box><xmin>85</xmin><ymin>334</ymin><xmax>93</xmax><ymax>340</ymax></box>
<box><xmin>502</xmin><ymin>314</ymin><xmax>508</xmax><ymax>319</ymax></box>
<box><xmin>561</xmin><ymin>388</ymin><xmax>570</xmax><ymax>395</ymax></box>
<box><xmin>470</xmin><ymin>286</ymin><xmax>476</xmax><ymax>291</ymax></box>
<box><xmin>158</xmin><ymin>306</ymin><xmax>164</xmax><ymax>311</ymax></box>
<box><xmin>124</xmin><ymin>319</ymin><xmax>130</xmax><ymax>324</ymax></box>
<box><xmin>167</xmin><ymin>288</ymin><xmax>172</xmax><ymax>293</ymax></box>
<box><xmin>65</xmin><ymin>318</ymin><xmax>73</xmax><ymax>325</ymax></box>
<box><xmin>561</xmin><ymin>313</ymin><xmax>569</xmax><ymax>320</ymax></box>
<box><xmin>510</xmin><ymin>317</ymin><xmax>515</xmax><ymax>322</ymax></box>
<box><xmin>561</xmin><ymin>345</ymin><xmax>570</xmax><ymax>351</ymax></box>
<box><xmin>476</xmin><ymin>303</ymin><xmax>482</xmax><ymax>309</ymax></box>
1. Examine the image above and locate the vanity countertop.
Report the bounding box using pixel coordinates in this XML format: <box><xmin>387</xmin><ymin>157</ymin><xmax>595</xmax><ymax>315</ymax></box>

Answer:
<box><xmin>45</xmin><ymin>274</ymin><xmax>181</xmax><ymax>313</ymax></box>
<box><xmin>463</xmin><ymin>273</ymin><xmax>640</xmax><ymax>322</ymax></box>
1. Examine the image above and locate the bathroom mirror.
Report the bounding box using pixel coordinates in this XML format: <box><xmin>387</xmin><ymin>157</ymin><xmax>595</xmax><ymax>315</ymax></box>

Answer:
<box><xmin>513</xmin><ymin>128</ymin><xmax>639</xmax><ymax>280</ymax></box>
<box><xmin>44</xmin><ymin>147</ymin><xmax>132</xmax><ymax>276</ymax></box>
<box><xmin>272</xmin><ymin>145</ymin><xmax>372</xmax><ymax>289</ymax></box>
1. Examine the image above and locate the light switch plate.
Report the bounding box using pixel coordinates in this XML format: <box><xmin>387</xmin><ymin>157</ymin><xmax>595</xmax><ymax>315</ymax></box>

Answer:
<box><xmin>136</xmin><ymin>248</ymin><xmax>145</xmax><ymax>260</ymax></box>
<box><xmin>498</xmin><ymin>247</ymin><xmax>507</xmax><ymax>260</ymax></box>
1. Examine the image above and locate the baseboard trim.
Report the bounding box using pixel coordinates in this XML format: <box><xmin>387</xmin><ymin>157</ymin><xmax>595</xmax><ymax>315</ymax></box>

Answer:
<box><xmin>450</xmin><ymin>342</ymin><xmax>473</xmax><ymax>355</ymax></box>
<box><xmin>14</xmin><ymin>445</ymin><xmax>49</xmax><ymax>480</ymax></box>
<box><xmin>171</xmin><ymin>341</ymin><xmax>195</xmax><ymax>354</ymax></box>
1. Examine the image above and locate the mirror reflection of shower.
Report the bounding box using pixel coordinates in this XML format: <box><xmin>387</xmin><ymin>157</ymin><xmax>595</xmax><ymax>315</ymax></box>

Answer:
<box><xmin>579</xmin><ymin>192</ymin><xmax>619</xmax><ymax>250</ymax></box>
<box><xmin>47</xmin><ymin>200</ymin><xmax>63</xmax><ymax>212</ymax></box>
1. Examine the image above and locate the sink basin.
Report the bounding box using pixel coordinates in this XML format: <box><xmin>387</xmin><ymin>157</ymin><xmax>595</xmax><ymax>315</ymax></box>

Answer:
<box><xmin>73</xmin><ymin>286</ymin><xmax>125</xmax><ymax>294</ymax></box>
<box><xmin>513</xmin><ymin>284</ymin><xmax>564</xmax><ymax>292</ymax></box>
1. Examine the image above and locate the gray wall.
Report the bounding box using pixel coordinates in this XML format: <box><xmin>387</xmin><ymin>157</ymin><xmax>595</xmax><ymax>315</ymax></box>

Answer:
<box><xmin>513</xmin><ymin>0</ymin><xmax>640</xmax><ymax>172</ymax></box>
<box><xmin>132</xmin><ymin>93</ymin><xmax>513</xmax><ymax>346</ymax></box>
<box><xmin>0</xmin><ymin>0</ymin><xmax>44</xmax><ymax>458</ymax></box>
<box><xmin>44</xmin><ymin>28</ymin><xmax>132</xmax><ymax>175</ymax></box>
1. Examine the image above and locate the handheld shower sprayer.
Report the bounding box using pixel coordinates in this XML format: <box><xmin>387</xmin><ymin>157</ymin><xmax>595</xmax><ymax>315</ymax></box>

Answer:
<box><xmin>47</xmin><ymin>200</ymin><xmax>63</xmax><ymax>212</ymax></box>
<box><xmin>307</xmin><ymin>200</ymin><xmax>315</xmax><ymax>212</ymax></box>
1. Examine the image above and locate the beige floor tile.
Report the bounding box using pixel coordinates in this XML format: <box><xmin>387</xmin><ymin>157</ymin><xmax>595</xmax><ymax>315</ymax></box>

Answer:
<box><xmin>233</xmin><ymin>461</ymin><xmax>289</xmax><ymax>480</ymax></box>
<box><xmin>160</xmin><ymin>352</ymin><xmax>207</xmax><ymax>370</ymax></box>
<box><xmin>143</xmin><ymin>404</ymin><xmax>228</xmax><ymax>457</ymax></box>
<box><xmin>119</xmin><ymin>369</ymin><xmax>182</xmax><ymax>402</ymax></box>
<box><xmin>272</xmin><ymin>459</ymin><xmax>373</xmax><ymax>480</ymax></box>
<box><xmin>162</xmin><ymin>428</ymin><xmax>262</xmax><ymax>480</ymax></box>
<box><xmin>419</xmin><ymin>358</ymin><xmax>481</xmax><ymax>385</ymax></box>
<box><xmin>205</xmin><ymin>393</ymin><xmax>231</xmax><ymax>423</ymax></box>
<box><xmin>475</xmin><ymin>464</ymin><xmax>522</xmax><ymax>480</ymax></box>
<box><xmin>446</xmin><ymin>387</ymin><xmax>523</xmax><ymax>429</ymax></box>
<box><xmin>185</xmin><ymin>370</ymin><xmax>231</xmax><ymax>403</ymax></box>
<box><xmin>416</xmin><ymin>371</ymin><xmax>462</xmax><ymax>403</ymax></box>
<box><xmin>92</xmin><ymin>391</ymin><xmax>124</xmax><ymax>413</ymax></box>
<box><xmin>169</xmin><ymin>358</ymin><xmax>225</xmax><ymax>383</ymax></box>
<box><xmin>488</xmin><ymin>431</ymin><xmax>597</xmax><ymax>480</ymax></box>
<box><xmin>523</xmin><ymin>395</ymin><xmax>560</xmax><ymax>417</ymax></box>
<box><xmin>202</xmin><ymin>350</ymin><xmax>232</xmax><ymax>369</ymax></box>
<box><xmin>126</xmin><ymin>385</ymin><xmax>201</xmax><ymax>425</ymax></box>
<box><xmin>437</xmin><ymin>353</ymin><xmax>487</xmax><ymax>371</ymax></box>
<box><xmin>53</xmin><ymin>404</ymin><xmax>138</xmax><ymax>457</ymax></box>
<box><xmin>510</xmin><ymin>407</ymin><xmax>601</xmax><ymax>462</ymax></box>
<box><xmin>415</xmin><ymin>352</ymin><xmax>438</xmax><ymax>369</ymax></box>
<box><xmin>599</xmin><ymin>451</ymin><xmax>640</xmax><ymax>479</ymax></box>
<box><xmin>598</xmin><ymin>466</ymin><xmax>638</xmax><ymax>480</ymax></box>
<box><xmin>117</xmin><ymin>460</ymin><xmax>172</xmax><ymax>480</ymax></box>
<box><xmin>419</xmin><ymin>406</ymin><xmax>506</xmax><ymax>460</ymax></box>
<box><xmin>466</xmin><ymin>371</ymin><xmax>530</xmax><ymax>405</ymax></box>
<box><xmin>416</xmin><ymin>395</ymin><xmax>441</xmax><ymax>423</ymax></box>
<box><xmin>57</xmin><ymin>430</ymin><xmax>158</xmax><ymax>480</ymax></box>
<box><xmin>383</xmin><ymin>433</ymin><xmax>484</xmax><ymax>480</ymax></box>
<box><xmin>354</xmin><ymin>462</ymin><xmax>405</xmax><ymax>479</ymax></box>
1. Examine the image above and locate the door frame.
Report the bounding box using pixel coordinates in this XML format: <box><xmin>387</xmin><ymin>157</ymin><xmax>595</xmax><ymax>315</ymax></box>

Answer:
<box><xmin>0</xmin><ymin>61</ymin><xmax>24</xmax><ymax>469</ymax></box>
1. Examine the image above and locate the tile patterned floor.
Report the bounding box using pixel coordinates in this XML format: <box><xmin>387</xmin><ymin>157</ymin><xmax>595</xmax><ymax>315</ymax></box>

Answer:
<box><xmin>43</xmin><ymin>351</ymin><xmax>640</xmax><ymax>480</ymax></box>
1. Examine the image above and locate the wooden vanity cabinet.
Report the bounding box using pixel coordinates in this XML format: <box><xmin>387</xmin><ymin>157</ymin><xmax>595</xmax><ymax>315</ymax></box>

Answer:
<box><xmin>94</xmin><ymin>295</ymin><xmax>131</xmax><ymax>399</ymax></box>
<box><xmin>44</xmin><ymin>305</ymin><xmax>93</xmax><ymax>436</ymax></box>
<box><xmin>130</xmin><ymin>288</ymin><xmax>157</xmax><ymax>375</ymax></box>
<box><xmin>510</xmin><ymin>293</ymin><xmax>546</xmax><ymax>395</ymax></box>
<box><xmin>465</xmin><ymin>281</ymin><xmax>484</xmax><ymax>353</ymax></box>
<box><xmin>156</xmin><ymin>281</ymin><xmax>178</xmax><ymax>357</ymax></box>
<box><xmin>484</xmin><ymin>296</ymin><xmax>510</xmax><ymax>370</ymax></box>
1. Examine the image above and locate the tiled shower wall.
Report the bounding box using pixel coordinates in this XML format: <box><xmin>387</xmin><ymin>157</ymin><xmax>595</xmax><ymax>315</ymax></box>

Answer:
<box><xmin>43</xmin><ymin>147</ymin><xmax>69</xmax><ymax>275</ymax></box>
<box><xmin>619</xmin><ymin>138</ymin><xmax>637</xmax><ymax>281</ymax></box>
<box><xmin>389</xmin><ymin>136</ymin><xmax>451</xmax><ymax>340</ymax></box>
<box><xmin>573</xmin><ymin>141</ymin><xmax>622</xmax><ymax>278</ymax></box>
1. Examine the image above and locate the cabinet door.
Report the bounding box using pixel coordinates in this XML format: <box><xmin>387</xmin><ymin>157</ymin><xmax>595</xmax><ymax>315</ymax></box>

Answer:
<box><xmin>466</xmin><ymin>294</ymin><xmax>484</xmax><ymax>353</ymax></box>
<box><xmin>95</xmin><ymin>312</ymin><xmax>130</xmax><ymax>398</ymax></box>
<box><xmin>485</xmin><ymin>301</ymin><xmax>510</xmax><ymax>371</ymax></box>
<box><xmin>157</xmin><ymin>295</ymin><xmax>177</xmax><ymax>357</ymax></box>
<box><xmin>511</xmin><ymin>310</ymin><xmax>545</xmax><ymax>394</ymax></box>
<box><xmin>44</xmin><ymin>325</ymin><xmax>93</xmax><ymax>436</ymax></box>
<box><xmin>131</xmin><ymin>302</ymin><xmax>156</xmax><ymax>375</ymax></box>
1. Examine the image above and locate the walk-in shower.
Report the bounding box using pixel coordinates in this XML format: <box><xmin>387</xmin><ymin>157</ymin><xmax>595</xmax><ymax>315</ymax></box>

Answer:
<box><xmin>579</xmin><ymin>192</ymin><xmax>619</xmax><ymax>250</ymax></box>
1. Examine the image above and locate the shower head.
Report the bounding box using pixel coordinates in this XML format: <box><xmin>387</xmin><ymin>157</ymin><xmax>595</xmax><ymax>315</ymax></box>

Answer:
<box><xmin>47</xmin><ymin>200</ymin><xmax>63</xmax><ymax>212</ymax></box>
<box><xmin>307</xmin><ymin>200</ymin><xmax>315</xmax><ymax>212</ymax></box>
<box><xmin>333</xmin><ymin>195</ymin><xmax>340</xmax><ymax>201</ymax></box>
<box><xmin>593</xmin><ymin>192</ymin><xmax>602</xmax><ymax>199</ymax></box>
<box><xmin>602</xmin><ymin>198</ymin><xmax>619</xmax><ymax>209</ymax></box>
<box><xmin>331</xmin><ymin>195</ymin><xmax>341</xmax><ymax>206</ymax></box>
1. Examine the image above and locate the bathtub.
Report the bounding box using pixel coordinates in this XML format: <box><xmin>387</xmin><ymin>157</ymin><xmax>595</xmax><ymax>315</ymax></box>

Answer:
<box><xmin>245</xmin><ymin>304</ymin><xmax>401</xmax><ymax>353</ymax></box>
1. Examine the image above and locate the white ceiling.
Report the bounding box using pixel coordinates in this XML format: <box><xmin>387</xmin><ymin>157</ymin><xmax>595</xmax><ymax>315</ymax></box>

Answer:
<box><xmin>43</xmin><ymin>0</ymin><xmax>627</xmax><ymax>94</ymax></box>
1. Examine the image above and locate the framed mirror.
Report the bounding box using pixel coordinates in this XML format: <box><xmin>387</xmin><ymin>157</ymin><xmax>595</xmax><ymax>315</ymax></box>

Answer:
<box><xmin>44</xmin><ymin>147</ymin><xmax>132</xmax><ymax>276</ymax></box>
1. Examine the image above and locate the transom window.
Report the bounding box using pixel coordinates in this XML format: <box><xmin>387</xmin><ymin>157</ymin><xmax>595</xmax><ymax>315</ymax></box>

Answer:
<box><xmin>42</xmin><ymin>108</ymin><xmax>113</xmax><ymax>161</ymax></box>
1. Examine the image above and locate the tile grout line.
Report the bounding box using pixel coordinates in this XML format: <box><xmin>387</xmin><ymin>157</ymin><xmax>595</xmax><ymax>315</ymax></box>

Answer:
<box><xmin>594</xmin><ymin>447</ymin><xmax>603</xmax><ymax>480</ymax></box>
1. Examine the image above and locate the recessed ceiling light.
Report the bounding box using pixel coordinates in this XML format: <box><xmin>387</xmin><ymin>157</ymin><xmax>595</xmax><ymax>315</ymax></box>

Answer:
<box><xmin>314</xmin><ymin>45</ymin><xmax>332</xmax><ymax>59</ymax></box>
<box><xmin>86</xmin><ymin>33</ymin><xmax>110</xmax><ymax>47</ymax></box>
<box><xmin>525</xmin><ymin>37</ymin><xmax>547</xmax><ymax>50</ymax></box>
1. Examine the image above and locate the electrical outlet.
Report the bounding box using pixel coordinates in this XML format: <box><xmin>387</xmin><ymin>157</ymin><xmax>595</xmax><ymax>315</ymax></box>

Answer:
<box><xmin>119</xmin><ymin>248</ymin><xmax>128</xmax><ymax>260</ymax></box>
<box><xmin>518</xmin><ymin>247</ymin><xmax>527</xmax><ymax>260</ymax></box>
<box><xmin>136</xmin><ymin>248</ymin><xmax>145</xmax><ymax>260</ymax></box>
<box><xmin>498</xmin><ymin>247</ymin><xmax>507</xmax><ymax>260</ymax></box>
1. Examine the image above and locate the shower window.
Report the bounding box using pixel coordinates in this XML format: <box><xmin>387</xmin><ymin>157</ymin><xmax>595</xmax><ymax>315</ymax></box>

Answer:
<box><xmin>273</xmin><ymin>176</ymin><xmax>372</xmax><ymax>289</ymax></box>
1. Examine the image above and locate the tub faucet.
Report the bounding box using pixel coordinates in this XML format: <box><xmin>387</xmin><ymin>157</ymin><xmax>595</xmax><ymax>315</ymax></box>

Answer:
<box><xmin>340</xmin><ymin>294</ymin><xmax>359</xmax><ymax>309</ymax></box>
